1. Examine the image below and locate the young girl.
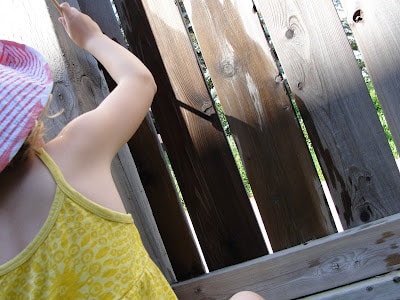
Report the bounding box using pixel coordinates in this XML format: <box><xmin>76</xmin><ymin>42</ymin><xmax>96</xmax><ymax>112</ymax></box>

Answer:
<box><xmin>0</xmin><ymin>2</ymin><xmax>264</xmax><ymax>299</ymax></box>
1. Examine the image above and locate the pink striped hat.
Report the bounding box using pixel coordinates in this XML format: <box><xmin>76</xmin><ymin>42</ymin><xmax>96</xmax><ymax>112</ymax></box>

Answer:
<box><xmin>0</xmin><ymin>40</ymin><xmax>53</xmax><ymax>172</ymax></box>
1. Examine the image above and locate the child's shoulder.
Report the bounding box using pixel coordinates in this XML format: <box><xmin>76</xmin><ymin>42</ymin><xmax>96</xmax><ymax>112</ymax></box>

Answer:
<box><xmin>44</xmin><ymin>142</ymin><xmax>127</xmax><ymax>214</ymax></box>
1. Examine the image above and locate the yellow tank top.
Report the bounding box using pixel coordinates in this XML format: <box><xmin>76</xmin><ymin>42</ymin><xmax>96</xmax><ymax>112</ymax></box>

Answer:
<box><xmin>0</xmin><ymin>148</ymin><xmax>177</xmax><ymax>299</ymax></box>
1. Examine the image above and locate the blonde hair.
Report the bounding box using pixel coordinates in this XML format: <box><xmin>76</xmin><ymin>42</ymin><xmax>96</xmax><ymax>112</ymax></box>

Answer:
<box><xmin>5</xmin><ymin>119</ymin><xmax>46</xmax><ymax>170</ymax></box>
<box><xmin>21</xmin><ymin>119</ymin><xmax>46</xmax><ymax>156</ymax></box>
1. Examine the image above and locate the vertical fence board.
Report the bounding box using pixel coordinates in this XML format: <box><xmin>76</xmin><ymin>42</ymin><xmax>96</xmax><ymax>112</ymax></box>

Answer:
<box><xmin>255</xmin><ymin>0</ymin><xmax>400</xmax><ymax>229</ymax></box>
<box><xmin>341</xmin><ymin>0</ymin><xmax>400</xmax><ymax>154</ymax></box>
<box><xmin>183</xmin><ymin>0</ymin><xmax>335</xmax><ymax>251</ymax></box>
<box><xmin>128</xmin><ymin>115</ymin><xmax>205</xmax><ymax>280</ymax></box>
<box><xmin>114</xmin><ymin>0</ymin><xmax>268</xmax><ymax>272</ymax></box>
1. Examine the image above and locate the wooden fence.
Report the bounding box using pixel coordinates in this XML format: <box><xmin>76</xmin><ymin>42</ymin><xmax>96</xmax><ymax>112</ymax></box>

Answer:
<box><xmin>2</xmin><ymin>0</ymin><xmax>400</xmax><ymax>298</ymax></box>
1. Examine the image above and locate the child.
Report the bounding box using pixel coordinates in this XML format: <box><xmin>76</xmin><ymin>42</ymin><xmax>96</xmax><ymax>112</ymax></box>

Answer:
<box><xmin>0</xmin><ymin>2</ymin><xmax>264</xmax><ymax>299</ymax></box>
<box><xmin>0</xmin><ymin>2</ymin><xmax>176</xmax><ymax>298</ymax></box>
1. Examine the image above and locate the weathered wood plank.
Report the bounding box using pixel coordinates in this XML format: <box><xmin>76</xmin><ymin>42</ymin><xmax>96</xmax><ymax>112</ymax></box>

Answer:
<box><xmin>128</xmin><ymin>115</ymin><xmax>205</xmax><ymax>280</ymax></box>
<box><xmin>255</xmin><ymin>0</ymin><xmax>400</xmax><ymax>229</ymax></box>
<box><xmin>173</xmin><ymin>213</ymin><xmax>400</xmax><ymax>299</ymax></box>
<box><xmin>113</xmin><ymin>0</ymin><xmax>267</xmax><ymax>273</ymax></box>
<box><xmin>183</xmin><ymin>0</ymin><xmax>335</xmax><ymax>251</ymax></box>
<box><xmin>301</xmin><ymin>270</ymin><xmax>400</xmax><ymax>300</ymax></box>
<box><xmin>340</xmin><ymin>0</ymin><xmax>400</xmax><ymax>155</ymax></box>
<box><xmin>77</xmin><ymin>0</ymin><xmax>199</xmax><ymax>282</ymax></box>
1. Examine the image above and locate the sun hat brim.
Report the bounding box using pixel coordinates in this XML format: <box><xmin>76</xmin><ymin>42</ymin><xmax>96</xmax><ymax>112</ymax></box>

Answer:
<box><xmin>0</xmin><ymin>40</ymin><xmax>53</xmax><ymax>172</ymax></box>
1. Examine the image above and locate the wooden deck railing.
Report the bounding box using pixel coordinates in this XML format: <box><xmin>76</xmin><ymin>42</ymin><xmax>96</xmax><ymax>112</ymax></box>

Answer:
<box><xmin>3</xmin><ymin>0</ymin><xmax>400</xmax><ymax>298</ymax></box>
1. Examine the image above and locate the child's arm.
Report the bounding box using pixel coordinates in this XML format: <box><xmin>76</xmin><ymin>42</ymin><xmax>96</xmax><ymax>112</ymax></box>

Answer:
<box><xmin>55</xmin><ymin>2</ymin><xmax>156</xmax><ymax>163</ymax></box>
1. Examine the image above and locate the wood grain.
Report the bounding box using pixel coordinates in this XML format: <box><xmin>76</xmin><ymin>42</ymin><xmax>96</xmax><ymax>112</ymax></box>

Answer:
<box><xmin>113</xmin><ymin>0</ymin><xmax>268</xmax><ymax>273</ymax></box>
<box><xmin>341</xmin><ymin>0</ymin><xmax>400</xmax><ymax>154</ymax></box>
<box><xmin>173</xmin><ymin>213</ymin><xmax>400</xmax><ymax>299</ymax></box>
<box><xmin>255</xmin><ymin>0</ymin><xmax>400</xmax><ymax>228</ymax></box>
<box><xmin>128</xmin><ymin>115</ymin><xmax>205</xmax><ymax>280</ymax></box>
<box><xmin>301</xmin><ymin>270</ymin><xmax>400</xmax><ymax>300</ymax></box>
<box><xmin>183</xmin><ymin>0</ymin><xmax>336</xmax><ymax>251</ymax></box>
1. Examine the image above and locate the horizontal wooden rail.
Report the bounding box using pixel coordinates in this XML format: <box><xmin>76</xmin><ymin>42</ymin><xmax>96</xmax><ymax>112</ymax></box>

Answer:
<box><xmin>173</xmin><ymin>213</ymin><xmax>400</xmax><ymax>299</ymax></box>
<box><xmin>301</xmin><ymin>270</ymin><xmax>400</xmax><ymax>299</ymax></box>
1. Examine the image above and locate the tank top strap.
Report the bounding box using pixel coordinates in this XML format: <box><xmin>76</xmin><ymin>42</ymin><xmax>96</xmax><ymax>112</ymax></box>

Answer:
<box><xmin>35</xmin><ymin>147</ymin><xmax>133</xmax><ymax>224</ymax></box>
<box><xmin>35</xmin><ymin>147</ymin><xmax>66</xmax><ymax>185</ymax></box>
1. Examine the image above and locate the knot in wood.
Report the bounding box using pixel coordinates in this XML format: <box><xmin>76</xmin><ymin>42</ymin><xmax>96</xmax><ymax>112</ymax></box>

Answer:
<box><xmin>331</xmin><ymin>263</ymin><xmax>340</xmax><ymax>271</ymax></box>
<box><xmin>353</xmin><ymin>9</ymin><xmax>364</xmax><ymax>23</ymax></box>
<box><xmin>285</xmin><ymin>28</ymin><xmax>295</xmax><ymax>39</ymax></box>
<box><xmin>358</xmin><ymin>203</ymin><xmax>373</xmax><ymax>223</ymax></box>
<box><xmin>201</xmin><ymin>103</ymin><xmax>214</xmax><ymax>115</ymax></box>
<box><xmin>220</xmin><ymin>58</ymin><xmax>236</xmax><ymax>77</ymax></box>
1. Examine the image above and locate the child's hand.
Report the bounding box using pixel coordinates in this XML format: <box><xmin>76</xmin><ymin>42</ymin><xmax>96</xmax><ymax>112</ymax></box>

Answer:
<box><xmin>58</xmin><ymin>2</ymin><xmax>102</xmax><ymax>49</ymax></box>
